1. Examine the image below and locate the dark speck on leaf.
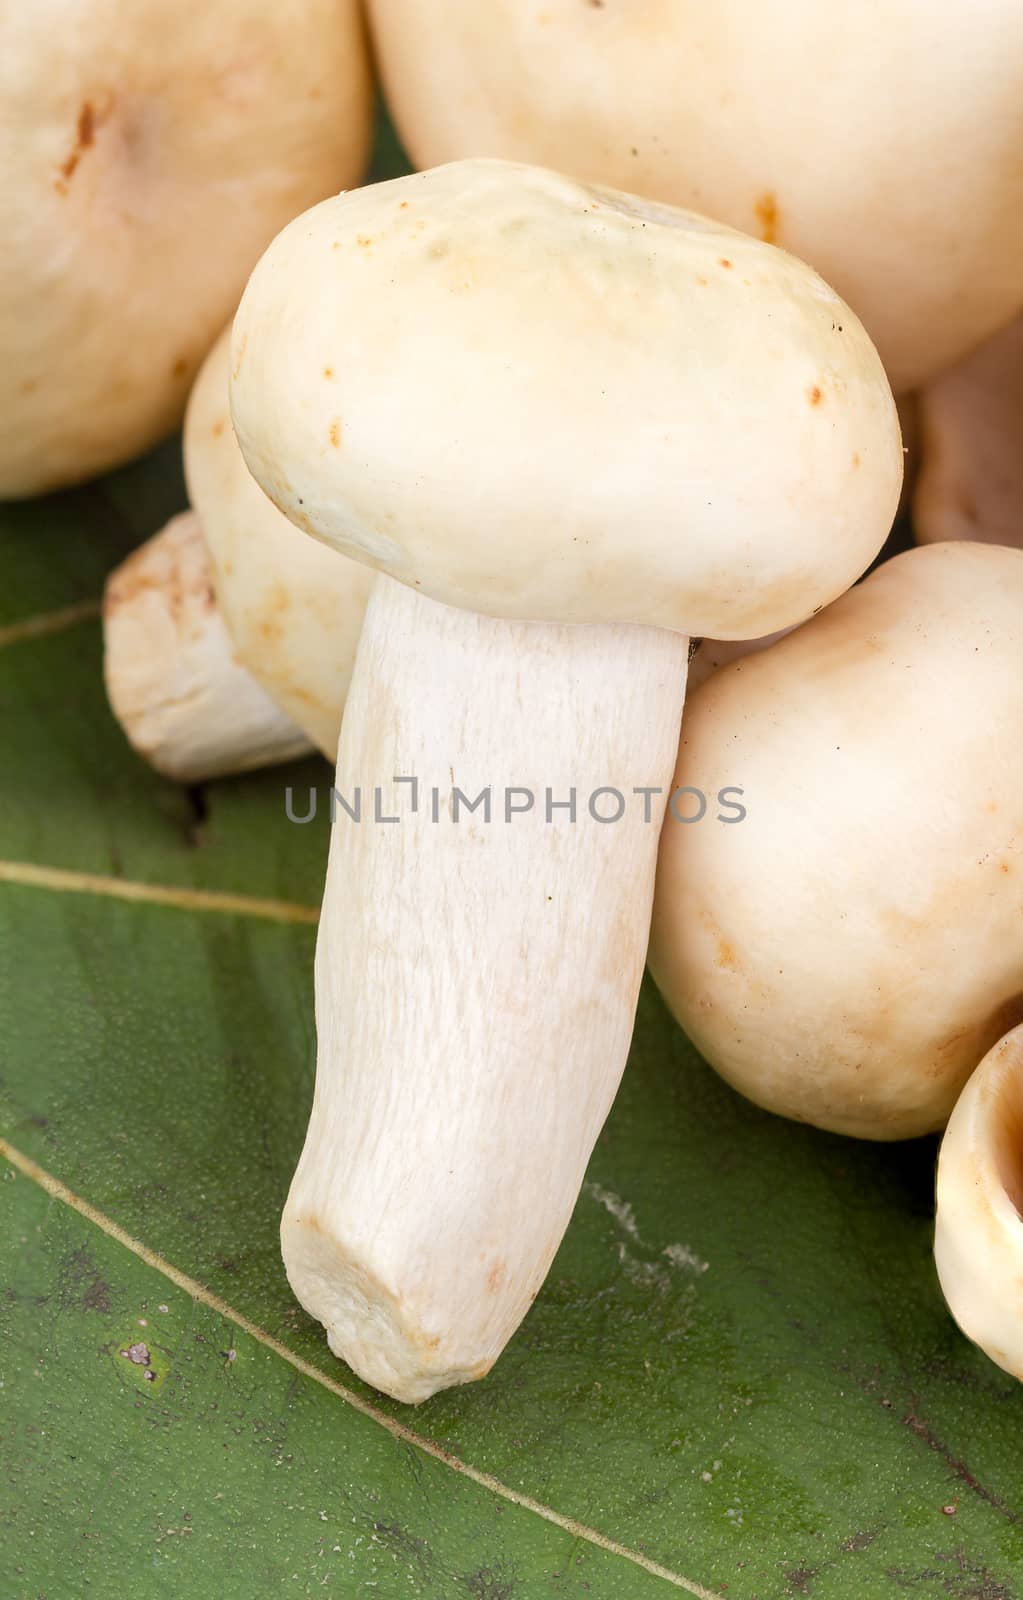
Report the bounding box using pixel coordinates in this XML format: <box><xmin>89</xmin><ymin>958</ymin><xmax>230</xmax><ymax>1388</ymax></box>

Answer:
<box><xmin>466</xmin><ymin>1566</ymin><xmax>517</xmax><ymax>1600</ymax></box>
<box><xmin>58</xmin><ymin>1246</ymin><xmax>112</xmax><ymax>1314</ymax></box>
<box><xmin>784</xmin><ymin>1568</ymin><xmax>817</xmax><ymax>1596</ymax></box>
<box><xmin>841</xmin><ymin>1530</ymin><xmax>878</xmax><ymax>1553</ymax></box>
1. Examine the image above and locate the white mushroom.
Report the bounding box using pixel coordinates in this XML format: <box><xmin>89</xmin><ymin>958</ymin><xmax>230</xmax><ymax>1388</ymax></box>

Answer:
<box><xmin>2</xmin><ymin>0</ymin><xmax>371</xmax><ymax>496</ymax></box>
<box><xmin>366</xmin><ymin>0</ymin><xmax>1023</xmax><ymax>390</ymax></box>
<box><xmin>103</xmin><ymin>512</ymin><xmax>313</xmax><ymax>782</ymax></box>
<box><xmin>935</xmin><ymin>1024</ymin><xmax>1023</xmax><ymax>1382</ymax></box>
<box><xmin>651</xmin><ymin>541</ymin><xmax>1023</xmax><ymax>1141</ymax></box>
<box><xmin>915</xmin><ymin>317</ymin><xmax>1023</xmax><ymax>548</ymax></box>
<box><xmin>184</xmin><ymin>329</ymin><xmax>374</xmax><ymax>757</ymax></box>
<box><xmin>103</xmin><ymin>330</ymin><xmax>373</xmax><ymax>781</ymax></box>
<box><xmin>690</xmin><ymin>395</ymin><xmax>920</xmax><ymax>691</ymax></box>
<box><xmin>230</xmin><ymin>158</ymin><xmax>902</xmax><ymax>1400</ymax></box>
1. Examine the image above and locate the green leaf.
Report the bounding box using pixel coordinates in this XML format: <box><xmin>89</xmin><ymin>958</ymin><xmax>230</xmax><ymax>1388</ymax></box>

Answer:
<box><xmin>3</xmin><ymin>111</ymin><xmax>1023</xmax><ymax>1600</ymax></box>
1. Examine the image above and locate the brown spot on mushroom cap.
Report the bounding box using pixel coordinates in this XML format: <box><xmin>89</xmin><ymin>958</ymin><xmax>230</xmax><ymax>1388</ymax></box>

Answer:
<box><xmin>328</xmin><ymin>418</ymin><xmax>342</xmax><ymax>448</ymax></box>
<box><xmin>809</xmin><ymin>385</ymin><xmax>824</xmax><ymax>406</ymax></box>
<box><xmin>171</xmin><ymin>357</ymin><xmax>189</xmax><ymax>379</ymax></box>
<box><xmin>76</xmin><ymin>100</ymin><xmax>96</xmax><ymax>147</ymax></box>
<box><xmin>716</xmin><ymin>937</ymin><xmax>739</xmax><ymax>972</ymax></box>
<box><xmin>754</xmin><ymin>191</ymin><xmax>779</xmax><ymax>245</ymax></box>
<box><xmin>57</xmin><ymin>100</ymin><xmax>98</xmax><ymax>187</ymax></box>
<box><xmin>486</xmin><ymin>1262</ymin><xmax>506</xmax><ymax>1292</ymax></box>
<box><xmin>323</xmin><ymin>366</ymin><xmax>334</xmax><ymax>378</ymax></box>
<box><xmin>719</xmin><ymin>257</ymin><xmax>733</xmax><ymax>269</ymax></box>
<box><xmin>211</xmin><ymin>417</ymin><xmax>226</xmax><ymax>438</ymax></box>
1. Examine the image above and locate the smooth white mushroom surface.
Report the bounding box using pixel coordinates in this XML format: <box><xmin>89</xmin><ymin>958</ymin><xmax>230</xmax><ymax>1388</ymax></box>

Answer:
<box><xmin>935</xmin><ymin>1025</ymin><xmax>1023</xmax><ymax>1382</ymax></box>
<box><xmin>366</xmin><ymin>0</ymin><xmax>1023</xmax><ymax>391</ymax></box>
<box><xmin>1</xmin><ymin>0</ymin><xmax>372</xmax><ymax>497</ymax></box>
<box><xmin>232</xmin><ymin>160</ymin><xmax>902</xmax><ymax>637</ymax></box>
<box><xmin>184</xmin><ymin>330</ymin><xmax>373</xmax><ymax>758</ymax></box>
<box><xmin>103</xmin><ymin>512</ymin><xmax>313</xmax><ymax>782</ymax></box>
<box><xmin>231</xmin><ymin>158</ymin><xmax>902</xmax><ymax>1401</ymax></box>
<box><xmin>651</xmin><ymin>541</ymin><xmax>1023</xmax><ymax>1142</ymax></box>
<box><xmin>915</xmin><ymin>317</ymin><xmax>1023</xmax><ymax>548</ymax></box>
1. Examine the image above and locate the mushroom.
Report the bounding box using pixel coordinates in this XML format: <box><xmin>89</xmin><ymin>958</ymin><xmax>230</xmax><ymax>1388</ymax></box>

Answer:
<box><xmin>230</xmin><ymin>158</ymin><xmax>902</xmax><ymax>1400</ymax></box>
<box><xmin>690</xmin><ymin>394</ymin><xmax>920</xmax><ymax>691</ymax></box>
<box><xmin>104</xmin><ymin>512</ymin><xmax>315</xmax><ymax>782</ymax></box>
<box><xmin>687</xmin><ymin>628</ymin><xmax>797</xmax><ymax>694</ymax></box>
<box><xmin>2</xmin><ymin>0</ymin><xmax>372</xmax><ymax>497</ymax></box>
<box><xmin>103</xmin><ymin>328</ymin><xmax>373</xmax><ymax>780</ymax></box>
<box><xmin>915</xmin><ymin>316</ymin><xmax>1023</xmax><ymax>548</ymax></box>
<box><xmin>935</xmin><ymin>1024</ymin><xmax>1023</xmax><ymax>1382</ymax></box>
<box><xmin>365</xmin><ymin>0</ymin><xmax>1023</xmax><ymax>390</ymax></box>
<box><xmin>184</xmin><ymin>328</ymin><xmax>374</xmax><ymax>759</ymax></box>
<box><xmin>650</xmin><ymin>540</ymin><xmax>1023</xmax><ymax>1142</ymax></box>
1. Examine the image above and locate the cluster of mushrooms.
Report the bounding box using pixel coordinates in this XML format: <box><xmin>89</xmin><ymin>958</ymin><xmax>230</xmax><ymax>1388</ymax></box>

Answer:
<box><xmin>8</xmin><ymin>1</ymin><xmax>1023</xmax><ymax>1405</ymax></box>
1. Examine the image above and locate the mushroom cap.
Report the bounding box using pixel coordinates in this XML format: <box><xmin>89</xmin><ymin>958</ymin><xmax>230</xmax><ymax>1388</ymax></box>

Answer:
<box><xmin>935</xmin><ymin>1024</ymin><xmax>1023</xmax><ymax>1381</ymax></box>
<box><xmin>915</xmin><ymin>316</ymin><xmax>1023</xmax><ymax>549</ymax></box>
<box><xmin>231</xmin><ymin>159</ymin><xmax>902</xmax><ymax>639</ymax></box>
<box><xmin>185</xmin><ymin>329</ymin><xmax>372</xmax><ymax>758</ymax></box>
<box><xmin>1</xmin><ymin>0</ymin><xmax>372</xmax><ymax>498</ymax></box>
<box><xmin>649</xmin><ymin>541</ymin><xmax>1023</xmax><ymax>1140</ymax></box>
<box><xmin>366</xmin><ymin>0</ymin><xmax>1023</xmax><ymax>392</ymax></box>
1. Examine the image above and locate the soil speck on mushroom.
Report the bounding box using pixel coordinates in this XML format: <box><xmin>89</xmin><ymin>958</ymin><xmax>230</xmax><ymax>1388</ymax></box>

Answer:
<box><xmin>56</xmin><ymin>100</ymin><xmax>98</xmax><ymax>187</ymax></box>
<box><xmin>754</xmin><ymin>191</ymin><xmax>779</xmax><ymax>244</ymax></box>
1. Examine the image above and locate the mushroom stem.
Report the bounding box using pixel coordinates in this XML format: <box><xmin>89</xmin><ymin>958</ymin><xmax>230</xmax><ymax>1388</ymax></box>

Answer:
<box><xmin>282</xmin><ymin>575</ymin><xmax>689</xmax><ymax>1401</ymax></box>
<box><xmin>103</xmin><ymin>512</ymin><xmax>314</xmax><ymax>782</ymax></box>
<box><xmin>935</xmin><ymin>1024</ymin><xmax>1023</xmax><ymax>1381</ymax></box>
